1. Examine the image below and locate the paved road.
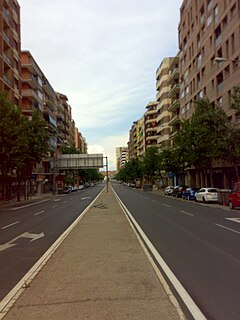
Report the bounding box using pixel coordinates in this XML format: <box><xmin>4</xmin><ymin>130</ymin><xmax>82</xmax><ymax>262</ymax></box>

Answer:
<box><xmin>0</xmin><ymin>184</ymin><xmax>104</xmax><ymax>301</ymax></box>
<box><xmin>112</xmin><ymin>183</ymin><xmax>240</xmax><ymax>320</ymax></box>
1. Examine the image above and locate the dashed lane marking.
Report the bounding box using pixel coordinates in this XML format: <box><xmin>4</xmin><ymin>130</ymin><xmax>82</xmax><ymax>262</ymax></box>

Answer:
<box><xmin>1</xmin><ymin>221</ymin><xmax>20</xmax><ymax>230</ymax></box>
<box><xmin>34</xmin><ymin>211</ymin><xmax>45</xmax><ymax>216</ymax></box>
<box><xmin>179</xmin><ymin>210</ymin><xmax>194</xmax><ymax>217</ymax></box>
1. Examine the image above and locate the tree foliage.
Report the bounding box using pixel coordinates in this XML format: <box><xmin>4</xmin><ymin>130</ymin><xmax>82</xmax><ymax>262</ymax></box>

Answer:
<box><xmin>0</xmin><ymin>93</ymin><xmax>50</xmax><ymax>177</ymax></box>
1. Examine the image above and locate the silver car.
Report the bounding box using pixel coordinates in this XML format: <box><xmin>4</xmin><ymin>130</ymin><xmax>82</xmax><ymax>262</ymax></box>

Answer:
<box><xmin>164</xmin><ymin>186</ymin><xmax>175</xmax><ymax>196</ymax></box>
<box><xmin>195</xmin><ymin>187</ymin><xmax>219</xmax><ymax>203</ymax></box>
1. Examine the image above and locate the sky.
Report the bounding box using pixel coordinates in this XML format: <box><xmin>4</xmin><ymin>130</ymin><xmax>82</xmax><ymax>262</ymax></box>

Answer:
<box><xmin>19</xmin><ymin>0</ymin><xmax>183</xmax><ymax>170</ymax></box>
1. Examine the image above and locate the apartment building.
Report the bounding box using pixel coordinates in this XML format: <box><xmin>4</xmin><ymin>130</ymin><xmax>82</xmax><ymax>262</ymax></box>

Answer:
<box><xmin>156</xmin><ymin>58</ymin><xmax>173</xmax><ymax>148</ymax></box>
<box><xmin>75</xmin><ymin>128</ymin><xmax>87</xmax><ymax>154</ymax></box>
<box><xmin>178</xmin><ymin>0</ymin><xmax>240</xmax><ymax>187</ymax></box>
<box><xmin>167</xmin><ymin>55</ymin><xmax>180</xmax><ymax>143</ymax></box>
<box><xmin>116</xmin><ymin>147</ymin><xmax>128</xmax><ymax>171</ymax></box>
<box><xmin>0</xmin><ymin>0</ymin><xmax>21</xmax><ymax>106</ymax></box>
<box><xmin>128</xmin><ymin>117</ymin><xmax>145</xmax><ymax>160</ymax></box>
<box><xmin>56</xmin><ymin>92</ymin><xmax>74</xmax><ymax>148</ymax></box>
<box><xmin>144</xmin><ymin>101</ymin><xmax>158</xmax><ymax>149</ymax></box>
<box><xmin>179</xmin><ymin>0</ymin><xmax>240</xmax><ymax>120</ymax></box>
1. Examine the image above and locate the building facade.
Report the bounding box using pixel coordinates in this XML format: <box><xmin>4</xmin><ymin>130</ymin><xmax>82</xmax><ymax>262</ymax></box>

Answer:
<box><xmin>178</xmin><ymin>0</ymin><xmax>240</xmax><ymax>188</ymax></box>
<box><xmin>144</xmin><ymin>101</ymin><xmax>158</xmax><ymax>149</ymax></box>
<box><xmin>116</xmin><ymin>147</ymin><xmax>128</xmax><ymax>171</ymax></box>
<box><xmin>156</xmin><ymin>58</ymin><xmax>173</xmax><ymax>148</ymax></box>
<box><xmin>0</xmin><ymin>0</ymin><xmax>21</xmax><ymax>106</ymax></box>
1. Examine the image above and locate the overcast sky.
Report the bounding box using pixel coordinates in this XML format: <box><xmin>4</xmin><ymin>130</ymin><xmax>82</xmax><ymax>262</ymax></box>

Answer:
<box><xmin>19</xmin><ymin>0</ymin><xmax>182</xmax><ymax>170</ymax></box>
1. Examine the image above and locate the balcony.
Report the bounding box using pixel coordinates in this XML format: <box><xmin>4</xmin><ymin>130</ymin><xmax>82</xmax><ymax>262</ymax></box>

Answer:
<box><xmin>169</xmin><ymin>114</ymin><xmax>180</xmax><ymax>126</ymax></box>
<box><xmin>168</xmin><ymin>83</ymin><xmax>180</xmax><ymax>98</ymax></box>
<box><xmin>22</xmin><ymin>89</ymin><xmax>41</xmax><ymax>103</ymax></box>
<box><xmin>3</xmin><ymin>9</ymin><xmax>10</xmax><ymax>25</ymax></box>
<box><xmin>3</xmin><ymin>52</ymin><xmax>11</xmax><ymax>66</ymax></box>
<box><xmin>3</xmin><ymin>74</ymin><xmax>12</xmax><ymax>87</ymax></box>
<box><xmin>22</xmin><ymin>74</ymin><xmax>39</xmax><ymax>89</ymax></box>
<box><xmin>146</xmin><ymin>126</ymin><xmax>157</xmax><ymax>133</ymax></box>
<box><xmin>168</xmin><ymin>99</ymin><xmax>180</xmax><ymax>112</ymax></box>
<box><xmin>3</xmin><ymin>32</ymin><xmax>11</xmax><ymax>47</ymax></box>
<box><xmin>168</xmin><ymin>68</ymin><xmax>179</xmax><ymax>84</ymax></box>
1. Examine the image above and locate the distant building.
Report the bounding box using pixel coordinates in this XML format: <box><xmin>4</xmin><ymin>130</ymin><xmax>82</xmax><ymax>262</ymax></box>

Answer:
<box><xmin>116</xmin><ymin>147</ymin><xmax>128</xmax><ymax>171</ymax></box>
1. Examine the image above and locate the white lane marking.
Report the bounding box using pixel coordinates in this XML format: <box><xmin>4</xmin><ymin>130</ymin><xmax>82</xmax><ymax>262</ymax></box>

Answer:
<box><xmin>215</xmin><ymin>223</ymin><xmax>240</xmax><ymax>235</ymax></box>
<box><xmin>163</xmin><ymin>204</ymin><xmax>170</xmax><ymax>207</ymax></box>
<box><xmin>152</xmin><ymin>200</ymin><xmax>157</xmax><ymax>203</ymax></box>
<box><xmin>52</xmin><ymin>205</ymin><xmax>58</xmax><ymax>209</ymax></box>
<box><xmin>225</xmin><ymin>217</ymin><xmax>240</xmax><ymax>224</ymax></box>
<box><xmin>179</xmin><ymin>210</ymin><xmax>194</xmax><ymax>217</ymax></box>
<box><xmin>1</xmin><ymin>221</ymin><xmax>20</xmax><ymax>230</ymax></box>
<box><xmin>113</xmin><ymin>189</ymin><xmax>206</xmax><ymax>320</ymax></box>
<box><xmin>0</xmin><ymin>187</ymin><xmax>105</xmax><ymax>317</ymax></box>
<box><xmin>34</xmin><ymin>211</ymin><xmax>45</xmax><ymax>216</ymax></box>
<box><xmin>10</xmin><ymin>199</ymin><xmax>50</xmax><ymax>210</ymax></box>
<box><xmin>53</xmin><ymin>199</ymin><xmax>61</xmax><ymax>202</ymax></box>
<box><xmin>63</xmin><ymin>201</ymin><xmax>67</xmax><ymax>203</ymax></box>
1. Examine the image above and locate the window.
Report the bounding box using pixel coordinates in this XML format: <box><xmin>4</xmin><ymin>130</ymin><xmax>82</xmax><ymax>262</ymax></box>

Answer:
<box><xmin>207</xmin><ymin>14</ymin><xmax>212</xmax><ymax>26</ymax></box>
<box><xmin>217</xmin><ymin>97</ymin><xmax>223</xmax><ymax>107</ymax></box>
<box><xmin>231</xmin><ymin>33</ymin><xmax>235</xmax><ymax>54</ymax></box>
<box><xmin>223</xmin><ymin>15</ymin><xmax>228</xmax><ymax>28</ymax></box>
<box><xmin>214</xmin><ymin>5</ymin><xmax>218</xmax><ymax>23</ymax></box>
<box><xmin>207</xmin><ymin>0</ymin><xmax>212</xmax><ymax>11</ymax></box>
<box><xmin>226</xmin><ymin>39</ymin><xmax>229</xmax><ymax>59</ymax></box>
<box><xmin>230</xmin><ymin>3</ymin><xmax>237</xmax><ymax>18</ymax></box>
<box><xmin>224</xmin><ymin>65</ymin><xmax>230</xmax><ymax>78</ymax></box>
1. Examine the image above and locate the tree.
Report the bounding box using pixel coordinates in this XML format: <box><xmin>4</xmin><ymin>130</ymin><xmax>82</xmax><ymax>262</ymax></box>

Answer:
<box><xmin>0</xmin><ymin>93</ymin><xmax>50</xmax><ymax>200</ymax></box>
<box><xmin>173</xmin><ymin>98</ymin><xmax>231</xmax><ymax>186</ymax></box>
<box><xmin>143</xmin><ymin>146</ymin><xmax>160</xmax><ymax>184</ymax></box>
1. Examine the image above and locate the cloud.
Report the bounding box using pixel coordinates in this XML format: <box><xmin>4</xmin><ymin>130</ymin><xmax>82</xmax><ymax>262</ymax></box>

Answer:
<box><xmin>19</xmin><ymin>0</ymin><xmax>182</xmax><ymax>170</ymax></box>
<box><xmin>88</xmin><ymin>133</ymin><xmax>129</xmax><ymax>171</ymax></box>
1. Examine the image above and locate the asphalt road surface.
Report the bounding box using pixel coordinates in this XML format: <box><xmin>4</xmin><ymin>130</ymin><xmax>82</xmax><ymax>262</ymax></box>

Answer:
<box><xmin>0</xmin><ymin>184</ymin><xmax>104</xmax><ymax>301</ymax></box>
<box><xmin>112</xmin><ymin>183</ymin><xmax>240</xmax><ymax>320</ymax></box>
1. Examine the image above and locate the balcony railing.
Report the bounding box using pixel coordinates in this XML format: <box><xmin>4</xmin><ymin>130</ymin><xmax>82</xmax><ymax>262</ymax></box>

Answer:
<box><xmin>168</xmin><ymin>83</ymin><xmax>180</xmax><ymax>98</ymax></box>
<box><xmin>168</xmin><ymin>99</ymin><xmax>180</xmax><ymax>112</ymax></box>
<box><xmin>3</xmin><ymin>75</ymin><xmax>12</xmax><ymax>87</ymax></box>
<box><xmin>3</xmin><ymin>52</ymin><xmax>11</xmax><ymax>65</ymax></box>
<box><xmin>169</xmin><ymin>114</ymin><xmax>180</xmax><ymax>126</ymax></box>
<box><xmin>3</xmin><ymin>32</ymin><xmax>11</xmax><ymax>46</ymax></box>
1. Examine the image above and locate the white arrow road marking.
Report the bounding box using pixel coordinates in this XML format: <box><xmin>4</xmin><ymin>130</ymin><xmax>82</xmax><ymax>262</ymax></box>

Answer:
<box><xmin>215</xmin><ymin>223</ymin><xmax>240</xmax><ymax>235</ymax></box>
<box><xmin>0</xmin><ymin>232</ymin><xmax>45</xmax><ymax>252</ymax></box>
<box><xmin>1</xmin><ymin>221</ymin><xmax>20</xmax><ymax>230</ymax></box>
<box><xmin>225</xmin><ymin>217</ymin><xmax>240</xmax><ymax>224</ymax></box>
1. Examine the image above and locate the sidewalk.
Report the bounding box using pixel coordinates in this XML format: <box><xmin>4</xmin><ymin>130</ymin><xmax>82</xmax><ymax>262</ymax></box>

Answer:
<box><xmin>1</xmin><ymin>186</ymin><xmax>183</xmax><ymax>320</ymax></box>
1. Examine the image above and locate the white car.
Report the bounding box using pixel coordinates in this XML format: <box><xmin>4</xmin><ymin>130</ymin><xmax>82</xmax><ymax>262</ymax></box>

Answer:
<box><xmin>195</xmin><ymin>187</ymin><xmax>219</xmax><ymax>203</ymax></box>
<box><xmin>164</xmin><ymin>186</ymin><xmax>175</xmax><ymax>196</ymax></box>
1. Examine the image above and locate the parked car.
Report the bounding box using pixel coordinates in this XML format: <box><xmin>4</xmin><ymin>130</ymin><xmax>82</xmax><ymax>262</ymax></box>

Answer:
<box><xmin>78</xmin><ymin>184</ymin><xmax>84</xmax><ymax>190</ymax></box>
<box><xmin>58</xmin><ymin>186</ymin><xmax>71</xmax><ymax>194</ymax></box>
<box><xmin>172</xmin><ymin>186</ymin><xmax>189</xmax><ymax>198</ymax></box>
<box><xmin>182</xmin><ymin>187</ymin><xmax>200</xmax><ymax>200</ymax></box>
<box><xmin>228</xmin><ymin>182</ymin><xmax>240</xmax><ymax>209</ymax></box>
<box><xmin>143</xmin><ymin>184</ymin><xmax>153</xmax><ymax>191</ymax></box>
<box><xmin>195</xmin><ymin>187</ymin><xmax>219</xmax><ymax>203</ymax></box>
<box><xmin>164</xmin><ymin>186</ymin><xmax>175</xmax><ymax>196</ymax></box>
